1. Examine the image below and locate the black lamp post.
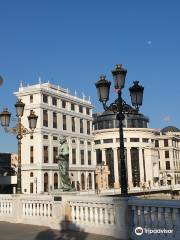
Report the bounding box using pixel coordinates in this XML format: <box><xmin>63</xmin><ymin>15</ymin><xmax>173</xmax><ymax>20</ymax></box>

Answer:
<box><xmin>95</xmin><ymin>64</ymin><xmax>144</xmax><ymax>196</ymax></box>
<box><xmin>0</xmin><ymin>99</ymin><xmax>38</xmax><ymax>194</ymax></box>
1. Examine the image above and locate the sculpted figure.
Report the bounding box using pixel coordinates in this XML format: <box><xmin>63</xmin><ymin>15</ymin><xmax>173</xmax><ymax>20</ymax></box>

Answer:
<box><xmin>57</xmin><ymin>136</ymin><xmax>74</xmax><ymax>191</ymax></box>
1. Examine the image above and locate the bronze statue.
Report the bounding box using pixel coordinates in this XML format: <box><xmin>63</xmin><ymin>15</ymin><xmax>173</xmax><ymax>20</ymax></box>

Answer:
<box><xmin>57</xmin><ymin>136</ymin><xmax>74</xmax><ymax>191</ymax></box>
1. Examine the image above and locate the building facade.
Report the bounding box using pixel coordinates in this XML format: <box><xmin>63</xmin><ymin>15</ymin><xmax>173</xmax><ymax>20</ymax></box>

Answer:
<box><xmin>15</xmin><ymin>82</ymin><xmax>95</xmax><ymax>194</ymax></box>
<box><xmin>156</xmin><ymin>126</ymin><xmax>180</xmax><ymax>187</ymax></box>
<box><xmin>93</xmin><ymin>110</ymin><xmax>160</xmax><ymax>191</ymax></box>
<box><xmin>93</xmin><ymin>109</ymin><xmax>180</xmax><ymax>191</ymax></box>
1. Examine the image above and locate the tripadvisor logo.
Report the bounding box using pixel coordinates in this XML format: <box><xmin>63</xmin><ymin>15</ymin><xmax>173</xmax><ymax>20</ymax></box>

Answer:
<box><xmin>135</xmin><ymin>227</ymin><xmax>143</xmax><ymax>236</ymax></box>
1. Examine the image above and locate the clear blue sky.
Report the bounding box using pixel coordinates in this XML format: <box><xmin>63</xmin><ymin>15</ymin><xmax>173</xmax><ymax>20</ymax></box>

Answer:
<box><xmin>0</xmin><ymin>0</ymin><xmax>180</xmax><ymax>153</ymax></box>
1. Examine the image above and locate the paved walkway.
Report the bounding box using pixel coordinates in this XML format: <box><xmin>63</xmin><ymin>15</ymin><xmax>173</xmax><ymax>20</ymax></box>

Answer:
<box><xmin>0</xmin><ymin>222</ymin><xmax>119</xmax><ymax>240</ymax></box>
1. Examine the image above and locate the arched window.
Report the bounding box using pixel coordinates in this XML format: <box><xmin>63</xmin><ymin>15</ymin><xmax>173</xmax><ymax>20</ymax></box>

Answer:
<box><xmin>30</xmin><ymin>172</ymin><xmax>33</xmax><ymax>177</ymax></box>
<box><xmin>44</xmin><ymin>172</ymin><xmax>48</xmax><ymax>192</ymax></box>
<box><xmin>88</xmin><ymin>173</ymin><xmax>92</xmax><ymax>190</ymax></box>
<box><xmin>54</xmin><ymin>173</ymin><xmax>58</xmax><ymax>189</ymax></box>
<box><xmin>81</xmin><ymin>173</ymin><xmax>85</xmax><ymax>190</ymax></box>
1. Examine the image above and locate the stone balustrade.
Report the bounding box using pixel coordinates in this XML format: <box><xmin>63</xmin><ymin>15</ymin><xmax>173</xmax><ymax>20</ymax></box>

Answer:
<box><xmin>0</xmin><ymin>194</ymin><xmax>180</xmax><ymax>239</ymax></box>
<box><xmin>129</xmin><ymin>198</ymin><xmax>180</xmax><ymax>240</ymax></box>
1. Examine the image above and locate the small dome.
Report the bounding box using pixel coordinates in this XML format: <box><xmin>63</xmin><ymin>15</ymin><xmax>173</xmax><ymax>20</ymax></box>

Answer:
<box><xmin>161</xmin><ymin>126</ymin><xmax>180</xmax><ymax>133</ymax></box>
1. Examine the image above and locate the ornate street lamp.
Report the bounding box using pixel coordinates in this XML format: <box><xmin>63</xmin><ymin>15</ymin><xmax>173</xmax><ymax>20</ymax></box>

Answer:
<box><xmin>0</xmin><ymin>98</ymin><xmax>38</xmax><ymax>194</ymax></box>
<box><xmin>95</xmin><ymin>64</ymin><xmax>144</xmax><ymax>196</ymax></box>
<box><xmin>0</xmin><ymin>108</ymin><xmax>11</xmax><ymax>127</ymax></box>
<box><xmin>129</xmin><ymin>81</ymin><xmax>144</xmax><ymax>111</ymax></box>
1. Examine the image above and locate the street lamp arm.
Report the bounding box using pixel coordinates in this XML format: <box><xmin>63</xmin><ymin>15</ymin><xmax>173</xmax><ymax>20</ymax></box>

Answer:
<box><xmin>102</xmin><ymin>97</ymin><xmax>138</xmax><ymax>115</ymax></box>
<box><xmin>3</xmin><ymin>123</ymin><xmax>33</xmax><ymax>136</ymax></box>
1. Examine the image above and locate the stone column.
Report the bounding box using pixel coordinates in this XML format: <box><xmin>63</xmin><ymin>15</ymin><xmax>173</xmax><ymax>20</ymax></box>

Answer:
<box><xmin>139</xmin><ymin>148</ymin><xmax>145</xmax><ymax>183</ymax></box>
<box><xmin>113</xmin><ymin>148</ymin><xmax>119</xmax><ymax>189</ymax></box>
<box><xmin>126</xmin><ymin>147</ymin><xmax>133</xmax><ymax>189</ymax></box>
<box><xmin>102</xmin><ymin>148</ymin><xmax>106</xmax><ymax>164</ymax></box>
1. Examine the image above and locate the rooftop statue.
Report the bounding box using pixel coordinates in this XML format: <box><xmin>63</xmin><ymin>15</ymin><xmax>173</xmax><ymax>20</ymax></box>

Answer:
<box><xmin>56</xmin><ymin>136</ymin><xmax>75</xmax><ymax>192</ymax></box>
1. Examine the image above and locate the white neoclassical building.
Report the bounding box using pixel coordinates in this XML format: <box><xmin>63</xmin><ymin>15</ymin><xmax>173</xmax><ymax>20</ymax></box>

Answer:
<box><xmin>93</xmin><ymin>109</ymin><xmax>180</xmax><ymax>191</ymax></box>
<box><xmin>15</xmin><ymin>82</ymin><xmax>95</xmax><ymax>194</ymax></box>
<box><xmin>93</xmin><ymin>110</ymin><xmax>160</xmax><ymax>191</ymax></box>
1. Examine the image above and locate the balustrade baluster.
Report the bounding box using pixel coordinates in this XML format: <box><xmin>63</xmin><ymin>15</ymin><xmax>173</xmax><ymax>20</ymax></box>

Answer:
<box><xmin>131</xmin><ymin>205</ymin><xmax>138</xmax><ymax>239</ymax></box>
<box><xmin>80</xmin><ymin>203</ymin><xmax>84</xmax><ymax>222</ymax></box>
<box><xmin>71</xmin><ymin>204</ymin><xmax>75</xmax><ymax>221</ymax></box>
<box><xmin>76</xmin><ymin>205</ymin><xmax>80</xmax><ymax>222</ymax></box>
<box><xmin>30</xmin><ymin>202</ymin><xmax>33</xmax><ymax>216</ymax></box>
<box><xmin>173</xmin><ymin>208</ymin><xmax>180</xmax><ymax>240</ymax></box>
<box><xmin>165</xmin><ymin>208</ymin><xmax>173</xmax><ymax>230</ymax></box>
<box><xmin>33</xmin><ymin>203</ymin><xmax>36</xmax><ymax>216</ymax></box>
<box><xmin>37</xmin><ymin>203</ymin><xmax>40</xmax><ymax>216</ymax></box>
<box><xmin>99</xmin><ymin>207</ymin><xmax>103</xmax><ymax>224</ymax></box>
<box><xmin>9</xmin><ymin>202</ymin><xmax>12</xmax><ymax>215</ymax></box>
<box><xmin>110</xmin><ymin>207</ymin><xmax>115</xmax><ymax>225</ymax></box>
<box><xmin>94</xmin><ymin>205</ymin><xmax>98</xmax><ymax>224</ymax></box>
<box><xmin>40</xmin><ymin>203</ymin><xmax>43</xmax><ymax>217</ymax></box>
<box><xmin>158</xmin><ymin>207</ymin><xmax>166</xmax><ymax>240</ymax></box>
<box><xmin>138</xmin><ymin>206</ymin><xmax>145</xmax><ymax>229</ymax></box>
<box><xmin>2</xmin><ymin>202</ymin><xmax>4</xmax><ymax>214</ymax></box>
<box><xmin>89</xmin><ymin>206</ymin><xmax>94</xmax><ymax>223</ymax></box>
<box><xmin>104</xmin><ymin>206</ymin><xmax>108</xmax><ymax>224</ymax></box>
<box><xmin>84</xmin><ymin>206</ymin><xmax>88</xmax><ymax>222</ymax></box>
<box><xmin>22</xmin><ymin>202</ymin><xmax>25</xmax><ymax>216</ymax></box>
<box><xmin>151</xmin><ymin>207</ymin><xmax>158</xmax><ymax>230</ymax></box>
<box><xmin>47</xmin><ymin>203</ymin><xmax>50</xmax><ymax>217</ymax></box>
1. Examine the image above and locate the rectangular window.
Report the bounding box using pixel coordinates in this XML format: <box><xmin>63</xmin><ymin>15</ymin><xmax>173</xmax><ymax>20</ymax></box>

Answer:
<box><xmin>87</xmin><ymin>121</ymin><xmax>90</xmax><ymax>135</ymax></box>
<box><xmin>30</xmin><ymin>135</ymin><xmax>33</xmax><ymax>140</ymax></box>
<box><xmin>53</xmin><ymin>136</ymin><xmax>58</xmax><ymax>141</ymax></box>
<box><xmin>43</xmin><ymin>146</ymin><xmax>48</xmax><ymax>163</ymax></box>
<box><xmin>72</xmin><ymin>139</ymin><xmax>76</xmax><ymax>144</ymax></box>
<box><xmin>80</xmin><ymin>119</ymin><xmax>83</xmax><ymax>133</ymax></box>
<box><xmin>88</xmin><ymin>151</ymin><xmax>91</xmax><ymax>165</ymax></box>
<box><xmin>155</xmin><ymin>140</ymin><xmax>159</xmax><ymax>147</ymax></box>
<box><xmin>43</xmin><ymin>110</ymin><xmax>48</xmax><ymax>127</ymax></box>
<box><xmin>79</xmin><ymin>105</ymin><xmax>83</xmax><ymax>113</ymax></box>
<box><xmin>62</xmin><ymin>100</ymin><xmax>66</xmax><ymax>108</ymax></box>
<box><xmin>30</xmin><ymin>146</ymin><xmax>34</xmax><ymax>163</ymax></box>
<box><xmin>80</xmin><ymin>140</ymin><xmax>84</xmax><ymax>144</ymax></box>
<box><xmin>130</xmin><ymin>138</ymin><xmax>139</xmax><ymax>142</ymax></box>
<box><xmin>53</xmin><ymin>147</ymin><xmax>58</xmax><ymax>163</ymax></box>
<box><xmin>142</xmin><ymin>138</ymin><xmax>149</xmax><ymax>143</ymax></box>
<box><xmin>116</xmin><ymin>138</ymin><xmax>127</xmax><ymax>142</ymax></box>
<box><xmin>86</xmin><ymin>108</ymin><xmax>90</xmax><ymax>115</ymax></box>
<box><xmin>165</xmin><ymin>151</ymin><xmax>169</xmax><ymax>158</ymax></box>
<box><xmin>30</xmin><ymin>95</ymin><xmax>33</xmax><ymax>103</ymax></box>
<box><xmin>72</xmin><ymin>149</ymin><xmax>76</xmax><ymax>164</ymax></box>
<box><xmin>43</xmin><ymin>94</ymin><xmax>48</xmax><ymax>103</ymax></box>
<box><xmin>103</xmin><ymin>139</ymin><xmax>113</xmax><ymax>143</ymax></box>
<box><xmin>30</xmin><ymin>182</ymin><xmax>33</xmax><ymax>193</ymax></box>
<box><xmin>94</xmin><ymin>140</ymin><xmax>100</xmax><ymax>144</ymax></box>
<box><xmin>164</xmin><ymin>139</ymin><xmax>169</xmax><ymax>147</ymax></box>
<box><xmin>87</xmin><ymin>141</ymin><xmax>91</xmax><ymax>145</ymax></box>
<box><xmin>81</xmin><ymin>150</ymin><xmax>84</xmax><ymax>165</ymax></box>
<box><xmin>52</xmin><ymin>97</ymin><xmax>57</xmax><ymax>106</ymax></box>
<box><xmin>71</xmin><ymin>103</ymin><xmax>75</xmax><ymax>111</ymax></box>
<box><xmin>72</xmin><ymin>117</ymin><xmax>75</xmax><ymax>132</ymax></box>
<box><xmin>53</xmin><ymin>112</ymin><xmax>57</xmax><ymax>128</ymax></box>
<box><xmin>166</xmin><ymin>161</ymin><xmax>170</xmax><ymax>170</ymax></box>
<box><xmin>43</xmin><ymin>135</ymin><xmax>48</xmax><ymax>139</ymax></box>
<box><xmin>63</xmin><ymin>115</ymin><xmax>67</xmax><ymax>130</ymax></box>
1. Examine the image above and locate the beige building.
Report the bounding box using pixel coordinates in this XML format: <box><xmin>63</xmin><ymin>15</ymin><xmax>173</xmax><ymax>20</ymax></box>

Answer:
<box><xmin>155</xmin><ymin>126</ymin><xmax>180</xmax><ymax>187</ymax></box>
<box><xmin>15</xmin><ymin>82</ymin><xmax>95</xmax><ymax>194</ymax></box>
